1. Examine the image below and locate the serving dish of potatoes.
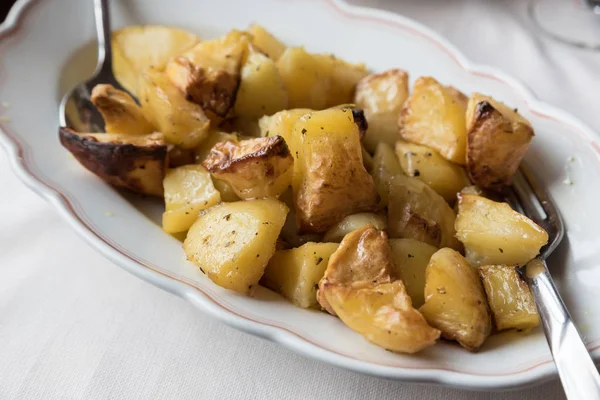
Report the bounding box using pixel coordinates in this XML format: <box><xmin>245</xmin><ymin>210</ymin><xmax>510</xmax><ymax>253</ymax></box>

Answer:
<box><xmin>59</xmin><ymin>23</ymin><xmax>551</xmax><ymax>356</ymax></box>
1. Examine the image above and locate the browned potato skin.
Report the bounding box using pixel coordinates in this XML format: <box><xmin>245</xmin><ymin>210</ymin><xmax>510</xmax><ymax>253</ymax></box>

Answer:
<box><xmin>466</xmin><ymin>95</ymin><xmax>534</xmax><ymax>191</ymax></box>
<box><xmin>59</xmin><ymin>128</ymin><xmax>167</xmax><ymax>196</ymax></box>
<box><xmin>202</xmin><ymin>136</ymin><xmax>293</xmax><ymax>199</ymax></box>
<box><xmin>91</xmin><ymin>84</ymin><xmax>155</xmax><ymax>135</ymax></box>
<box><xmin>293</xmin><ymin>109</ymin><xmax>379</xmax><ymax>233</ymax></box>
<box><xmin>387</xmin><ymin>175</ymin><xmax>461</xmax><ymax>250</ymax></box>
<box><xmin>318</xmin><ymin>225</ymin><xmax>395</xmax><ymax>315</ymax></box>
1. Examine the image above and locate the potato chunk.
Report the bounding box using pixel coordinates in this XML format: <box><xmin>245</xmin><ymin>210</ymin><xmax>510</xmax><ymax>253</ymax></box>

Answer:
<box><xmin>323</xmin><ymin>213</ymin><xmax>387</xmax><ymax>243</ymax></box>
<box><xmin>276</xmin><ymin>47</ymin><xmax>368</xmax><ymax>109</ymax></box>
<box><xmin>248</xmin><ymin>24</ymin><xmax>286</xmax><ymax>60</ymax></box>
<box><xmin>389</xmin><ymin>238</ymin><xmax>437</xmax><ymax>308</ymax></box>
<box><xmin>166</xmin><ymin>30</ymin><xmax>249</xmax><ymax>116</ymax></box>
<box><xmin>112</xmin><ymin>26</ymin><xmax>200</xmax><ymax>97</ymax></box>
<box><xmin>420</xmin><ymin>248</ymin><xmax>491</xmax><ymax>351</ymax></box>
<box><xmin>371</xmin><ymin>143</ymin><xmax>403</xmax><ymax>206</ymax></box>
<box><xmin>387</xmin><ymin>174</ymin><xmax>461</xmax><ymax>250</ymax></box>
<box><xmin>262</xmin><ymin>242</ymin><xmax>338</xmax><ymax>308</ymax></box>
<box><xmin>59</xmin><ymin>128</ymin><xmax>166</xmax><ymax>196</ymax></box>
<box><xmin>194</xmin><ymin>130</ymin><xmax>240</xmax><ymax>163</ymax></box>
<box><xmin>319</xmin><ymin>225</ymin><xmax>440</xmax><ymax>353</ymax></box>
<box><xmin>400</xmin><ymin>77</ymin><xmax>467</xmax><ymax>165</ymax></box>
<box><xmin>259</xmin><ymin>109</ymin><xmax>313</xmax><ymax>145</ymax></box>
<box><xmin>139</xmin><ymin>68</ymin><xmax>210</xmax><ymax>149</ymax></box>
<box><xmin>466</xmin><ymin>94</ymin><xmax>534</xmax><ymax>190</ymax></box>
<box><xmin>234</xmin><ymin>46</ymin><xmax>288</xmax><ymax>119</ymax></box>
<box><xmin>292</xmin><ymin>108</ymin><xmax>379</xmax><ymax>233</ymax></box>
<box><xmin>479</xmin><ymin>265</ymin><xmax>540</xmax><ymax>332</ymax></box>
<box><xmin>183</xmin><ymin>199</ymin><xmax>288</xmax><ymax>293</ymax></box>
<box><xmin>202</xmin><ymin>136</ymin><xmax>293</xmax><ymax>199</ymax></box>
<box><xmin>91</xmin><ymin>84</ymin><xmax>155</xmax><ymax>135</ymax></box>
<box><xmin>162</xmin><ymin>165</ymin><xmax>221</xmax><ymax>233</ymax></box>
<box><xmin>353</xmin><ymin>69</ymin><xmax>409</xmax><ymax>152</ymax></box>
<box><xmin>455</xmin><ymin>194</ymin><xmax>548</xmax><ymax>266</ymax></box>
<box><xmin>395</xmin><ymin>140</ymin><xmax>469</xmax><ymax>203</ymax></box>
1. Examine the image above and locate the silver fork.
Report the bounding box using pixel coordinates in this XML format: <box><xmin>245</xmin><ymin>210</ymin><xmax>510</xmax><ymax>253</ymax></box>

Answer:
<box><xmin>59</xmin><ymin>0</ymin><xmax>125</xmax><ymax>132</ymax></box>
<box><xmin>506</xmin><ymin>166</ymin><xmax>600</xmax><ymax>398</ymax></box>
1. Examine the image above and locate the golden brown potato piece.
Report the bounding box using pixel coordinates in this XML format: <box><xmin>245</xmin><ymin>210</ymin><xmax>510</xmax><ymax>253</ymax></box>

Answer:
<box><xmin>400</xmin><ymin>77</ymin><xmax>468</xmax><ymax>165</ymax></box>
<box><xmin>112</xmin><ymin>25</ymin><xmax>200</xmax><ymax>97</ymax></box>
<box><xmin>387</xmin><ymin>174</ymin><xmax>461</xmax><ymax>250</ymax></box>
<box><xmin>162</xmin><ymin>165</ymin><xmax>221</xmax><ymax>233</ymax></box>
<box><xmin>183</xmin><ymin>199</ymin><xmax>288</xmax><ymax>293</ymax></box>
<box><xmin>420</xmin><ymin>248</ymin><xmax>491</xmax><ymax>351</ymax></box>
<box><xmin>259</xmin><ymin>108</ymin><xmax>313</xmax><ymax>144</ymax></box>
<box><xmin>323</xmin><ymin>213</ymin><xmax>387</xmax><ymax>243</ymax></box>
<box><xmin>353</xmin><ymin>69</ymin><xmax>409</xmax><ymax>152</ymax></box>
<box><xmin>388</xmin><ymin>238</ymin><xmax>438</xmax><ymax>308</ymax></box>
<box><xmin>455</xmin><ymin>194</ymin><xmax>548</xmax><ymax>266</ymax></box>
<box><xmin>262</xmin><ymin>242</ymin><xmax>338</xmax><ymax>309</ymax></box>
<box><xmin>371</xmin><ymin>142</ymin><xmax>403</xmax><ymax>207</ymax></box>
<box><xmin>292</xmin><ymin>108</ymin><xmax>379</xmax><ymax>233</ymax></box>
<box><xmin>139</xmin><ymin>68</ymin><xmax>210</xmax><ymax>149</ymax></box>
<box><xmin>59</xmin><ymin>128</ymin><xmax>166</xmax><ymax>196</ymax></box>
<box><xmin>395</xmin><ymin>140</ymin><xmax>470</xmax><ymax>204</ymax></box>
<box><xmin>91</xmin><ymin>84</ymin><xmax>155</xmax><ymax>135</ymax></box>
<box><xmin>318</xmin><ymin>226</ymin><xmax>396</xmax><ymax>314</ymax></box>
<box><xmin>203</xmin><ymin>136</ymin><xmax>293</xmax><ymax>199</ymax></box>
<box><xmin>248</xmin><ymin>24</ymin><xmax>286</xmax><ymax>61</ymax></box>
<box><xmin>466</xmin><ymin>93</ymin><xmax>534</xmax><ymax>191</ymax></box>
<box><xmin>166</xmin><ymin>30</ymin><xmax>250</xmax><ymax>116</ymax></box>
<box><xmin>276</xmin><ymin>47</ymin><xmax>368</xmax><ymax>109</ymax></box>
<box><xmin>479</xmin><ymin>265</ymin><xmax>540</xmax><ymax>332</ymax></box>
<box><xmin>194</xmin><ymin>130</ymin><xmax>241</xmax><ymax>163</ymax></box>
<box><xmin>234</xmin><ymin>46</ymin><xmax>288</xmax><ymax>119</ymax></box>
<box><xmin>318</xmin><ymin>225</ymin><xmax>440</xmax><ymax>353</ymax></box>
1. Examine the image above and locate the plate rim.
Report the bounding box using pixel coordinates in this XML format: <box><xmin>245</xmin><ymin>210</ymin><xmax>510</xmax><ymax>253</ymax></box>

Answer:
<box><xmin>1</xmin><ymin>0</ymin><xmax>599</xmax><ymax>390</ymax></box>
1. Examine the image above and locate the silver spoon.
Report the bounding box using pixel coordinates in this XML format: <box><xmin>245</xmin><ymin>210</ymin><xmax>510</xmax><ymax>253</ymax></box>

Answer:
<box><xmin>507</xmin><ymin>166</ymin><xmax>600</xmax><ymax>399</ymax></box>
<box><xmin>59</xmin><ymin>0</ymin><xmax>128</xmax><ymax>132</ymax></box>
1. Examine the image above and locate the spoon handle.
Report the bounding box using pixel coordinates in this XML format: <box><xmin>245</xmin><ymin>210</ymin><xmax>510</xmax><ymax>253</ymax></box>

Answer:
<box><xmin>93</xmin><ymin>0</ymin><xmax>112</xmax><ymax>74</ymax></box>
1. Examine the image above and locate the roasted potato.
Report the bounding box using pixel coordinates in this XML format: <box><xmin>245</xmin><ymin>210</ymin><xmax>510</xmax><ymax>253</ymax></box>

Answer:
<box><xmin>371</xmin><ymin>142</ymin><xmax>403</xmax><ymax>206</ymax></box>
<box><xmin>420</xmin><ymin>248</ymin><xmax>491</xmax><ymax>351</ymax></box>
<box><xmin>211</xmin><ymin>177</ymin><xmax>240</xmax><ymax>202</ymax></box>
<box><xmin>353</xmin><ymin>69</ymin><xmax>408</xmax><ymax>152</ymax></box>
<box><xmin>292</xmin><ymin>108</ymin><xmax>379</xmax><ymax>233</ymax></box>
<box><xmin>166</xmin><ymin>30</ymin><xmax>250</xmax><ymax>116</ymax></box>
<box><xmin>259</xmin><ymin>108</ymin><xmax>313</xmax><ymax>144</ymax></box>
<box><xmin>112</xmin><ymin>25</ymin><xmax>200</xmax><ymax>97</ymax></box>
<box><xmin>323</xmin><ymin>213</ymin><xmax>387</xmax><ymax>243</ymax></box>
<box><xmin>248</xmin><ymin>24</ymin><xmax>286</xmax><ymax>60</ymax></box>
<box><xmin>455</xmin><ymin>194</ymin><xmax>548</xmax><ymax>266</ymax></box>
<box><xmin>234</xmin><ymin>46</ymin><xmax>288</xmax><ymax>119</ymax></box>
<box><xmin>91</xmin><ymin>84</ymin><xmax>155</xmax><ymax>135</ymax></box>
<box><xmin>162</xmin><ymin>165</ymin><xmax>221</xmax><ymax>233</ymax></box>
<box><xmin>139</xmin><ymin>68</ymin><xmax>210</xmax><ymax>149</ymax></box>
<box><xmin>194</xmin><ymin>130</ymin><xmax>240</xmax><ymax>163</ymax></box>
<box><xmin>262</xmin><ymin>242</ymin><xmax>338</xmax><ymax>308</ymax></box>
<box><xmin>466</xmin><ymin>93</ymin><xmax>534</xmax><ymax>190</ymax></box>
<box><xmin>59</xmin><ymin>128</ymin><xmax>166</xmax><ymax>196</ymax></box>
<box><xmin>479</xmin><ymin>265</ymin><xmax>540</xmax><ymax>332</ymax></box>
<box><xmin>202</xmin><ymin>136</ymin><xmax>293</xmax><ymax>199</ymax></box>
<box><xmin>319</xmin><ymin>226</ymin><xmax>440</xmax><ymax>353</ymax></box>
<box><xmin>400</xmin><ymin>77</ymin><xmax>468</xmax><ymax>165</ymax></box>
<box><xmin>387</xmin><ymin>174</ymin><xmax>461</xmax><ymax>250</ymax></box>
<box><xmin>183</xmin><ymin>199</ymin><xmax>288</xmax><ymax>293</ymax></box>
<box><xmin>395</xmin><ymin>140</ymin><xmax>470</xmax><ymax>204</ymax></box>
<box><xmin>276</xmin><ymin>47</ymin><xmax>368</xmax><ymax>109</ymax></box>
<box><xmin>388</xmin><ymin>238</ymin><xmax>437</xmax><ymax>308</ymax></box>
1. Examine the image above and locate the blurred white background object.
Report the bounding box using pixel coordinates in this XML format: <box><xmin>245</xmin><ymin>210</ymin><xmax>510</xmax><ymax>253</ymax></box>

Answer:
<box><xmin>1</xmin><ymin>0</ymin><xmax>599</xmax><ymax>398</ymax></box>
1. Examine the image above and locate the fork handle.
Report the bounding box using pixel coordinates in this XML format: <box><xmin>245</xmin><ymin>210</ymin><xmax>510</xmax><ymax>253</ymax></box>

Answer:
<box><xmin>527</xmin><ymin>258</ymin><xmax>600</xmax><ymax>399</ymax></box>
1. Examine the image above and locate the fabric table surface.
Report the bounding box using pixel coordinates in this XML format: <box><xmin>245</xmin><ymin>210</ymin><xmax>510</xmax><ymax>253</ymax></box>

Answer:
<box><xmin>1</xmin><ymin>0</ymin><xmax>599</xmax><ymax>398</ymax></box>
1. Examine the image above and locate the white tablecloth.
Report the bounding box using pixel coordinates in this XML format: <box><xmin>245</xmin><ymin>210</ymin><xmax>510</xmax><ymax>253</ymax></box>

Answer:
<box><xmin>1</xmin><ymin>1</ymin><xmax>599</xmax><ymax>399</ymax></box>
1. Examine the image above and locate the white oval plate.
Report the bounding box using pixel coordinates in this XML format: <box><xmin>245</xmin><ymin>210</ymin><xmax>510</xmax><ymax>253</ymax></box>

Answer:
<box><xmin>2</xmin><ymin>0</ymin><xmax>600</xmax><ymax>391</ymax></box>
